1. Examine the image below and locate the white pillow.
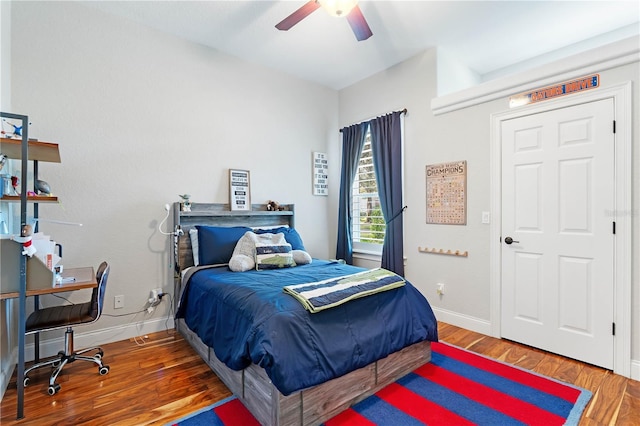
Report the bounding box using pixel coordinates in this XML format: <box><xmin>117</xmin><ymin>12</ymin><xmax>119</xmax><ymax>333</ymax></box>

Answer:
<box><xmin>229</xmin><ymin>232</ymin><xmax>289</xmax><ymax>272</ymax></box>
<box><xmin>251</xmin><ymin>225</ymin><xmax>289</xmax><ymax>230</ymax></box>
<box><xmin>189</xmin><ymin>229</ymin><xmax>199</xmax><ymax>266</ymax></box>
<box><xmin>229</xmin><ymin>231</ymin><xmax>257</xmax><ymax>272</ymax></box>
<box><xmin>292</xmin><ymin>249</ymin><xmax>312</xmax><ymax>265</ymax></box>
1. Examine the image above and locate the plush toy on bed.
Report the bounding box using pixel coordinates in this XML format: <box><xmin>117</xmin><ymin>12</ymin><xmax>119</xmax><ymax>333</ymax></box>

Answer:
<box><xmin>266</xmin><ymin>200</ymin><xmax>286</xmax><ymax>211</ymax></box>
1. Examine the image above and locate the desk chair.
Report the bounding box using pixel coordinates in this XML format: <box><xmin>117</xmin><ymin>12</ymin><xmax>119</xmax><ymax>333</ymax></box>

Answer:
<box><xmin>23</xmin><ymin>262</ymin><xmax>111</xmax><ymax>395</ymax></box>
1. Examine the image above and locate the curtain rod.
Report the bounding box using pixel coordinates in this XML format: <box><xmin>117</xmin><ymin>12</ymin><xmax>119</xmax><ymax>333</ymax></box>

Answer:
<box><xmin>339</xmin><ymin>108</ymin><xmax>407</xmax><ymax>133</ymax></box>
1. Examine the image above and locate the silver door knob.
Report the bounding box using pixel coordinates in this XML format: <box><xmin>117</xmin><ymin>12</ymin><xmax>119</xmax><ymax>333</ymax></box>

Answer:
<box><xmin>504</xmin><ymin>237</ymin><xmax>519</xmax><ymax>245</ymax></box>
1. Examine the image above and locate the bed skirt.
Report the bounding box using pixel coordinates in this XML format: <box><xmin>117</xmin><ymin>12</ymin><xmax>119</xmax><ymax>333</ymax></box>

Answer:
<box><xmin>176</xmin><ymin>318</ymin><xmax>432</xmax><ymax>426</ymax></box>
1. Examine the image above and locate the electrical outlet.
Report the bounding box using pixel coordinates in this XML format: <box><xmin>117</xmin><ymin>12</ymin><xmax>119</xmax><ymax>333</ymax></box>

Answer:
<box><xmin>114</xmin><ymin>295</ymin><xmax>124</xmax><ymax>309</ymax></box>
<box><xmin>436</xmin><ymin>283</ymin><xmax>445</xmax><ymax>295</ymax></box>
<box><xmin>150</xmin><ymin>288</ymin><xmax>163</xmax><ymax>303</ymax></box>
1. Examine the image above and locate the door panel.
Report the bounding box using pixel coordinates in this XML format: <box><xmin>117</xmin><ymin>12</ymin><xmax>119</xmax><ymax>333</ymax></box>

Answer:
<box><xmin>501</xmin><ymin>98</ymin><xmax>614</xmax><ymax>369</ymax></box>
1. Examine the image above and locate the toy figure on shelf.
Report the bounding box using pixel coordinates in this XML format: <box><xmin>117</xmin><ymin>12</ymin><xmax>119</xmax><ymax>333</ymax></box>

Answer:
<box><xmin>13</xmin><ymin>224</ymin><xmax>36</xmax><ymax>257</ymax></box>
<box><xmin>179</xmin><ymin>194</ymin><xmax>192</xmax><ymax>212</ymax></box>
<box><xmin>266</xmin><ymin>200</ymin><xmax>286</xmax><ymax>211</ymax></box>
<box><xmin>1</xmin><ymin>118</ymin><xmax>30</xmax><ymax>139</ymax></box>
<box><xmin>10</xmin><ymin>176</ymin><xmax>20</xmax><ymax>195</ymax></box>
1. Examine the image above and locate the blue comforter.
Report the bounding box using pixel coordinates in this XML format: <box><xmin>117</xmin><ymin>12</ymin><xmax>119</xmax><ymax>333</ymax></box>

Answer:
<box><xmin>176</xmin><ymin>260</ymin><xmax>438</xmax><ymax>395</ymax></box>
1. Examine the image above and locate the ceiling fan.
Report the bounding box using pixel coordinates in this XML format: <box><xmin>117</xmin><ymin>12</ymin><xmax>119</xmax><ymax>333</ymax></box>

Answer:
<box><xmin>275</xmin><ymin>0</ymin><xmax>373</xmax><ymax>41</ymax></box>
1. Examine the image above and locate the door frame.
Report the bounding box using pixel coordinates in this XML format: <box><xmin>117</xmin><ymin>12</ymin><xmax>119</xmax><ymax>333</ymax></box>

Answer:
<box><xmin>489</xmin><ymin>82</ymin><xmax>632</xmax><ymax>377</ymax></box>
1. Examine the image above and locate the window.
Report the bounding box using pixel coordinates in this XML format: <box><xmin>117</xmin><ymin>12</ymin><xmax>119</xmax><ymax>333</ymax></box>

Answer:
<box><xmin>351</xmin><ymin>128</ymin><xmax>385</xmax><ymax>253</ymax></box>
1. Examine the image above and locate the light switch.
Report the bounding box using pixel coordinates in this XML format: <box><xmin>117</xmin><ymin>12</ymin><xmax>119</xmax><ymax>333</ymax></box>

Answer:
<box><xmin>482</xmin><ymin>211</ymin><xmax>490</xmax><ymax>224</ymax></box>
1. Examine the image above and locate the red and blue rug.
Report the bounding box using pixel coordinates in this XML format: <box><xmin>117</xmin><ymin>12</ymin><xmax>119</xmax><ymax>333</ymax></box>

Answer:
<box><xmin>169</xmin><ymin>341</ymin><xmax>592</xmax><ymax>426</ymax></box>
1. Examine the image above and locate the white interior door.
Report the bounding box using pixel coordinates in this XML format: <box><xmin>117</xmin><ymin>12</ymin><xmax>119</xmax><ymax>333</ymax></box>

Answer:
<box><xmin>501</xmin><ymin>98</ymin><xmax>614</xmax><ymax>369</ymax></box>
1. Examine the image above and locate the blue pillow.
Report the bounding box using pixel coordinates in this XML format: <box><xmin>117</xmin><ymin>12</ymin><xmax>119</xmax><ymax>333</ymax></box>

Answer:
<box><xmin>254</xmin><ymin>227</ymin><xmax>306</xmax><ymax>251</ymax></box>
<box><xmin>196</xmin><ymin>225</ymin><xmax>251</xmax><ymax>265</ymax></box>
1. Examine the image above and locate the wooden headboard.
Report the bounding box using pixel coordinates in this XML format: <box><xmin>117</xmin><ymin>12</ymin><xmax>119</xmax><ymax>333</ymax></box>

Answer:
<box><xmin>172</xmin><ymin>202</ymin><xmax>295</xmax><ymax>272</ymax></box>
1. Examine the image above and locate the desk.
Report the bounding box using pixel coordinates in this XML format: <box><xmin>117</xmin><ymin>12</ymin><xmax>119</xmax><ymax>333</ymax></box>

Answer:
<box><xmin>1</xmin><ymin>266</ymin><xmax>96</xmax><ymax>420</ymax></box>
<box><xmin>0</xmin><ymin>267</ymin><xmax>97</xmax><ymax>300</ymax></box>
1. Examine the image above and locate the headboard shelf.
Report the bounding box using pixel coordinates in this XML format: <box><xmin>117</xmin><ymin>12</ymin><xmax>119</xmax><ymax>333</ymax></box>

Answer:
<box><xmin>173</xmin><ymin>202</ymin><xmax>295</xmax><ymax>272</ymax></box>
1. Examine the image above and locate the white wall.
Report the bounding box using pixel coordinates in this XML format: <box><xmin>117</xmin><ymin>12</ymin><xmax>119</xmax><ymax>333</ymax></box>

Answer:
<box><xmin>436</xmin><ymin>47</ymin><xmax>481</xmax><ymax>96</ymax></box>
<box><xmin>339</xmin><ymin>40</ymin><xmax>640</xmax><ymax>377</ymax></box>
<box><xmin>340</xmin><ymin>48</ymin><xmax>495</xmax><ymax>323</ymax></box>
<box><xmin>6</xmin><ymin>1</ymin><xmax>337</xmax><ymax>361</ymax></box>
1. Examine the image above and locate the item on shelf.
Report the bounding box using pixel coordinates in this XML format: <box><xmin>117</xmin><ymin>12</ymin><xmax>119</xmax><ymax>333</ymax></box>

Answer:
<box><xmin>0</xmin><ymin>153</ymin><xmax>6</xmax><ymax>171</ymax></box>
<box><xmin>11</xmin><ymin>175</ymin><xmax>20</xmax><ymax>195</ymax></box>
<box><xmin>0</xmin><ymin>211</ymin><xmax>8</xmax><ymax>234</ymax></box>
<box><xmin>13</xmin><ymin>224</ymin><xmax>36</xmax><ymax>257</ymax></box>
<box><xmin>179</xmin><ymin>194</ymin><xmax>191</xmax><ymax>212</ymax></box>
<box><xmin>1</xmin><ymin>118</ymin><xmax>30</xmax><ymax>139</ymax></box>
<box><xmin>266</xmin><ymin>200</ymin><xmax>286</xmax><ymax>211</ymax></box>
<box><xmin>35</xmin><ymin>179</ymin><xmax>51</xmax><ymax>195</ymax></box>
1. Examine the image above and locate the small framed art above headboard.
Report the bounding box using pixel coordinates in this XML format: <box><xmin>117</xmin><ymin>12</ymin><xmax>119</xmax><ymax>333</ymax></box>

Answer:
<box><xmin>172</xmin><ymin>202</ymin><xmax>294</xmax><ymax>272</ymax></box>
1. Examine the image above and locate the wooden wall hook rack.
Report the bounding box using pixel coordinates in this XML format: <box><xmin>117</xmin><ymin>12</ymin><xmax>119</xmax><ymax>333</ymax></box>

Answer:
<box><xmin>418</xmin><ymin>247</ymin><xmax>468</xmax><ymax>257</ymax></box>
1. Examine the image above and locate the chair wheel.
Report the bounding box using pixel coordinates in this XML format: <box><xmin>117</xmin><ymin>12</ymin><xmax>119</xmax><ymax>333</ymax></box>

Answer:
<box><xmin>23</xmin><ymin>376</ymin><xmax>30</xmax><ymax>387</ymax></box>
<box><xmin>94</xmin><ymin>352</ymin><xmax>103</xmax><ymax>360</ymax></box>
<box><xmin>52</xmin><ymin>360</ymin><xmax>61</xmax><ymax>368</ymax></box>
<box><xmin>48</xmin><ymin>384</ymin><xmax>61</xmax><ymax>395</ymax></box>
<box><xmin>99</xmin><ymin>365</ymin><xmax>110</xmax><ymax>375</ymax></box>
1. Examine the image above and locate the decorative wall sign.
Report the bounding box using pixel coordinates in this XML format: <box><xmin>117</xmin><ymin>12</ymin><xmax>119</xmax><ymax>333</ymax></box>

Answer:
<box><xmin>509</xmin><ymin>74</ymin><xmax>600</xmax><ymax>107</ymax></box>
<box><xmin>229</xmin><ymin>169</ymin><xmax>251</xmax><ymax>211</ymax></box>
<box><xmin>312</xmin><ymin>152</ymin><xmax>328</xmax><ymax>196</ymax></box>
<box><xmin>426</xmin><ymin>160</ymin><xmax>466</xmax><ymax>225</ymax></box>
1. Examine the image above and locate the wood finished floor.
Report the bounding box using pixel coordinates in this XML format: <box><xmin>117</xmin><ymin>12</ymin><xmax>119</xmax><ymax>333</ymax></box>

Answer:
<box><xmin>1</xmin><ymin>322</ymin><xmax>638</xmax><ymax>425</ymax></box>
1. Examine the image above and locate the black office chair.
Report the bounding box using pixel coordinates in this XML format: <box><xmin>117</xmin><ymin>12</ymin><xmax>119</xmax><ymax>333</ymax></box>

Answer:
<box><xmin>23</xmin><ymin>262</ymin><xmax>111</xmax><ymax>395</ymax></box>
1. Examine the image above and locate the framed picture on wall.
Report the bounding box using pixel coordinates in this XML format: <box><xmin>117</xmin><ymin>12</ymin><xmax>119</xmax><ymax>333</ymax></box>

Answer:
<box><xmin>229</xmin><ymin>169</ymin><xmax>251</xmax><ymax>211</ymax></box>
<box><xmin>312</xmin><ymin>152</ymin><xmax>329</xmax><ymax>196</ymax></box>
<box><xmin>426</xmin><ymin>160</ymin><xmax>467</xmax><ymax>225</ymax></box>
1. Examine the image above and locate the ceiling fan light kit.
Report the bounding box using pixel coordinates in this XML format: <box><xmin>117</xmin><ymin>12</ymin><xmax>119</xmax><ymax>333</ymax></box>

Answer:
<box><xmin>318</xmin><ymin>0</ymin><xmax>358</xmax><ymax>17</ymax></box>
<box><xmin>275</xmin><ymin>0</ymin><xmax>373</xmax><ymax>41</ymax></box>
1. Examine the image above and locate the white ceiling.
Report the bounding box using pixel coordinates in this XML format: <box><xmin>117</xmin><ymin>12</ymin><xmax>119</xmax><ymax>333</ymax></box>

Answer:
<box><xmin>84</xmin><ymin>1</ymin><xmax>640</xmax><ymax>90</ymax></box>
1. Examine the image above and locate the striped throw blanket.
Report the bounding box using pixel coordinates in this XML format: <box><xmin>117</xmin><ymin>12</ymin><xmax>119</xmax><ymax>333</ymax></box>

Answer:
<box><xmin>283</xmin><ymin>268</ymin><xmax>405</xmax><ymax>313</ymax></box>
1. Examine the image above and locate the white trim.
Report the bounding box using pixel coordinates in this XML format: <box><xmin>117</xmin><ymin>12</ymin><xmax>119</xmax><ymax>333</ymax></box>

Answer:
<box><xmin>632</xmin><ymin>359</ymin><xmax>640</xmax><ymax>381</ymax></box>
<box><xmin>432</xmin><ymin>36</ymin><xmax>639</xmax><ymax>116</ymax></box>
<box><xmin>432</xmin><ymin>307</ymin><xmax>492</xmax><ymax>336</ymax></box>
<box><xmin>352</xmin><ymin>250</ymin><xmax>382</xmax><ymax>262</ymax></box>
<box><xmin>0</xmin><ymin>347</ymin><xmax>18</xmax><ymax>402</ymax></box>
<box><xmin>490</xmin><ymin>82</ymin><xmax>633</xmax><ymax>378</ymax></box>
<box><xmin>24</xmin><ymin>316</ymin><xmax>174</xmax><ymax>362</ymax></box>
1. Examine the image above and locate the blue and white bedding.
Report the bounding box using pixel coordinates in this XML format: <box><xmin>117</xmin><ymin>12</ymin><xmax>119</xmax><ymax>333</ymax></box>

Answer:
<box><xmin>176</xmin><ymin>260</ymin><xmax>438</xmax><ymax>395</ymax></box>
<box><xmin>283</xmin><ymin>267</ymin><xmax>406</xmax><ymax>313</ymax></box>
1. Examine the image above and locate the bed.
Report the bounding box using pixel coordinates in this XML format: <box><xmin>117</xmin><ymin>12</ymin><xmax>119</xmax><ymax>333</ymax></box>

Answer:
<box><xmin>173</xmin><ymin>203</ymin><xmax>438</xmax><ymax>425</ymax></box>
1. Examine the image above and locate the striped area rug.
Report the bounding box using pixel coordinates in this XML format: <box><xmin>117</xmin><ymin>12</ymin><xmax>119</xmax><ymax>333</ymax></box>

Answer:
<box><xmin>169</xmin><ymin>341</ymin><xmax>592</xmax><ymax>426</ymax></box>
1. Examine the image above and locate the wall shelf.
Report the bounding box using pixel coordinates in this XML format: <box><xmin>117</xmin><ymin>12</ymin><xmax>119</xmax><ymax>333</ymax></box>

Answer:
<box><xmin>0</xmin><ymin>137</ymin><xmax>61</xmax><ymax>163</ymax></box>
<box><xmin>0</xmin><ymin>195</ymin><xmax>58</xmax><ymax>203</ymax></box>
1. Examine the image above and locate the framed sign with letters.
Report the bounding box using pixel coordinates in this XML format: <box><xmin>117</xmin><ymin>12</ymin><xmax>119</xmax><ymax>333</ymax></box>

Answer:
<box><xmin>229</xmin><ymin>169</ymin><xmax>251</xmax><ymax>211</ymax></box>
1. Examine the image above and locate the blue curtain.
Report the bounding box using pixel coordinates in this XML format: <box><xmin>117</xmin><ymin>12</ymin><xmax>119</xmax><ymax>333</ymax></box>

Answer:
<box><xmin>336</xmin><ymin>122</ymin><xmax>368</xmax><ymax>264</ymax></box>
<box><xmin>370</xmin><ymin>111</ymin><xmax>404</xmax><ymax>276</ymax></box>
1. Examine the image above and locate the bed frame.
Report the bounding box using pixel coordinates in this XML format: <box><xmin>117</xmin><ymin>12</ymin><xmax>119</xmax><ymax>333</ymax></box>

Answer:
<box><xmin>173</xmin><ymin>202</ymin><xmax>432</xmax><ymax>426</ymax></box>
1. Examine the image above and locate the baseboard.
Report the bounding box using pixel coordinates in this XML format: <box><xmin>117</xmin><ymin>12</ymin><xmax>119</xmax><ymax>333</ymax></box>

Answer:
<box><xmin>631</xmin><ymin>359</ymin><xmax>640</xmax><ymax>381</ymax></box>
<box><xmin>432</xmin><ymin>307</ymin><xmax>492</xmax><ymax>336</ymax></box>
<box><xmin>0</xmin><ymin>346</ymin><xmax>18</xmax><ymax>403</ymax></box>
<box><xmin>24</xmin><ymin>316</ymin><xmax>175</xmax><ymax>362</ymax></box>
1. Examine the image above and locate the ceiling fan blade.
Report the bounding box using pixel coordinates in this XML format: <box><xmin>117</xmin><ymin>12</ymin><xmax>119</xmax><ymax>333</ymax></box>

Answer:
<box><xmin>346</xmin><ymin>4</ymin><xmax>372</xmax><ymax>41</ymax></box>
<box><xmin>276</xmin><ymin>1</ymin><xmax>321</xmax><ymax>31</ymax></box>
